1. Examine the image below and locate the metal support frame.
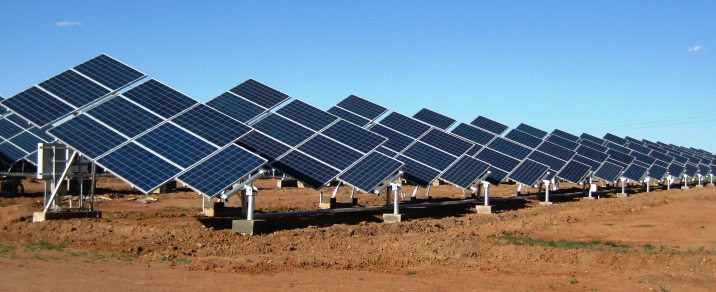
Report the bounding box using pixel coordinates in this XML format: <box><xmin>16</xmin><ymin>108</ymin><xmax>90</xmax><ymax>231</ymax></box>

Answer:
<box><xmin>331</xmin><ymin>181</ymin><xmax>342</xmax><ymax>198</ymax></box>
<box><xmin>220</xmin><ymin>169</ymin><xmax>266</xmax><ymax>201</ymax></box>
<box><xmin>542</xmin><ymin>179</ymin><xmax>551</xmax><ymax>204</ymax></box>
<box><xmin>242</xmin><ymin>185</ymin><xmax>259</xmax><ymax>220</ymax></box>
<box><xmin>43</xmin><ymin>151</ymin><xmax>78</xmax><ymax>213</ymax></box>
<box><xmin>645</xmin><ymin>176</ymin><xmax>651</xmax><ymax>193</ymax></box>
<box><xmin>391</xmin><ymin>182</ymin><xmax>401</xmax><ymax>215</ymax></box>
<box><xmin>482</xmin><ymin>181</ymin><xmax>490</xmax><ymax>206</ymax></box>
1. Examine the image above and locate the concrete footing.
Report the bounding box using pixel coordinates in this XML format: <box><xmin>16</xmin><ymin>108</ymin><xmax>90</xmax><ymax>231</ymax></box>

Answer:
<box><xmin>616</xmin><ymin>193</ymin><xmax>628</xmax><ymax>198</ymax></box>
<box><xmin>402</xmin><ymin>196</ymin><xmax>431</xmax><ymax>202</ymax></box>
<box><xmin>474</xmin><ymin>205</ymin><xmax>493</xmax><ymax>214</ymax></box>
<box><xmin>33</xmin><ymin>210</ymin><xmax>102</xmax><ymax>222</ymax></box>
<box><xmin>539</xmin><ymin>201</ymin><xmax>553</xmax><ymax>206</ymax></box>
<box><xmin>383</xmin><ymin>213</ymin><xmax>403</xmax><ymax>222</ymax></box>
<box><xmin>708</xmin><ymin>183</ymin><xmax>715</xmax><ymax>187</ymax></box>
<box><xmin>695</xmin><ymin>185</ymin><xmax>703</xmax><ymax>188</ymax></box>
<box><xmin>319</xmin><ymin>197</ymin><xmax>358</xmax><ymax>209</ymax></box>
<box><xmin>232</xmin><ymin>219</ymin><xmax>269</xmax><ymax>235</ymax></box>
<box><xmin>581</xmin><ymin>196</ymin><xmax>596</xmax><ymax>200</ymax></box>
<box><xmin>203</xmin><ymin>202</ymin><xmax>244</xmax><ymax>217</ymax></box>
<box><xmin>681</xmin><ymin>186</ymin><xmax>690</xmax><ymax>190</ymax></box>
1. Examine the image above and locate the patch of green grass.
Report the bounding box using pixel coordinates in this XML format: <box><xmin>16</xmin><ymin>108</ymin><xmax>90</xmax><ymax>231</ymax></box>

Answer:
<box><xmin>113</xmin><ymin>252</ymin><xmax>139</xmax><ymax>262</ymax></box>
<box><xmin>177</xmin><ymin>258</ymin><xmax>191</xmax><ymax>265</ymax></box>
<box><xmin>24</xmin><ymin>241</ymin><xmax>65</xmax><ymax>251</ymax></box>
<box><xmin>660</xmin><ymin>285</ymin><xmax>669</xmax><ymax>292</ymax></box>
<box><xmin>68</xmin><ymin>251</ymin><xmax>87</xmax><ymax>257</ymax></box>
<box><xmin>0</xmin><ymin>244</ymin><xmax>16</xmax><ymax>253</ymax></box>
<box><xmin>569</xmin><ymin>278</ymin><xmax>579</xmax><ymax>284</ymax></box>
<box><xmin>643</xmin><ymin>243</ymin><xmax>655</xmax><ymax>251</ymax></box>
<box><xmin>498</xmin><ymin>233</ymin><xmax>629</xmax><ymax>252</ymax></box>
<box><xmin>405</xmin><ymin>271</ymin><xmax>417</xmax><ymax>276</ymax></box>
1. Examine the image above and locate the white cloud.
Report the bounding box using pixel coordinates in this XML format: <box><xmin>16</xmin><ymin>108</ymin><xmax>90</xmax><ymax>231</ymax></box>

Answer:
<box><xmin>688</xmin><ymin>45</ymin><xmax>702</xmax><ymax>52</ymax></box>
<box><xmin>55</xmin><ymin>21</ymin><xmax>84</xmax><ymax>27</ymax></box>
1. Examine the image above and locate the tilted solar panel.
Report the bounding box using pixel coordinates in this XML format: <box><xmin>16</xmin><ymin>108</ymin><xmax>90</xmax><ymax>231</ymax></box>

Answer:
<box><xmin>252</xmin><ymin>113</ymin><xmax>315</xmax><ymax>147</ymax></box>
<box><xmin>297</xmin><ymin>134</ymin><xmax>363</xmax><ymax>170</ymax></box>
<box><xmin>505</xmin><ymin>129</ymin><xmax>543</xmax><ymax>149</ymax></box>
<box><xmin>73</xmin><ymin>54</ymin><xmax>145</xmax><ymax>90</ymax></box>
<box><xmin>338</xmin><ymin>151</ymin><xmax>404</xmax><ymax>193</ymax></box>
<box><xmin>327</xmin><ymin>106</ymin><xmax>370</xmax><ymax>127</ymax></box>
<box><xmin>419</xmin><ymin>128</ymin><xmax>473</xmax><ymax>157</ymax></box>
<box><xmin>557</xmin><ymin>160</ymin><xmax>591</xmax><ymax>183</ymax></box>
<box><xmin>623</xmin><ymin>164</ymin><xmax>648</xmax><ymax>181</ymax></box>
<box><xmin>5</xmin><ymin>114</ymin><xmax>32</xmax><ymax>129</ymax></box>
<box><xmin>508</xmin><ymin>159</ymin><xmax>550</xmax><ymax>186</ymax></box>
<box><xmin>648</xmin><ymin>165</ymin><xmax>668</xmax><ymax>180</ymax></box>
<box><xmin>575</xmin><ymin>145</ymin><xmax>608</xmax><ymax>163</ymax></box>
<box><xmin>229</xmin><ymin>79</ymin><xmax>290</xmax><ymax>109</ymax></box>
<box><xmin>451</xmin><ymin>123</ymin><xmax>495</xmax><ymax>145</ymax></box>
<box><xmin>172</xmin><ymin>104</ymin><xmax>252</xmax><ymax>147</ymax></box>
<box><xmin>527</xmin><ymin>150</ymin><xmax>567</xmax><ymax>173</ymax></box>
<box><xmin>402</xmin><ymin>142</ymin><xmax>456</xmax><ymax>171</ymax></box>
<box><xmin>321</xmin><ymin>120</ymin><xmax>386</xmax><ymax>154</ymax></box>
<box><xmin>271</xmin><ymin>150</ymin><xmax>341</xmax><ymax>190</ymax></box>
<box><xmin>667</xmin><ymin>163</ymin><xmax>685</xmax><ymax>177</ymax></box>
<box><xmin>86</xmin><ymin>97</ymin><xmax>163</xmax><ymax>138</ymax></box>
<box><xmin>604</xmin><ymin>133</ymin><xmax>628</xmax><ymax>146</ymax></box>
<box><xmin>536</xmin><ymin>141</ymin><xmax>575</xmax><ymax>162</ymax></box>
<box><xmin>631</xmin><ymin>152</ymin><xmax>656</xmax><ymax>166</ymax></box>
<box><xmin>96</xmin><ymin>142</ymin><xmax>182</xmax><ymax>193</ymax></box>
<box><xmin>439</xmin><ymin>155</ymin><xmax>490</xmax><ymax>189</ymax></box>
<box><xmin>412</xmin><ymin>108</ymin><xmax>456</xmax><ymax>130</ymax></box>
<box><xmin>136</xmin><ymin>123</ymin><xmax>218</xmax><ymax>168</ymax></box>
<box><xmin>515</xmin><ymin>123</ymin><xmax>548</xmax><ymax>139</ymax></box>
<box><xmin>48</xmin><ymin>115</ymin><xmax>127</xmax><ymax>158</ymax></box>
<box><xmin>8</xmin><ymin>132</ymin><xmax>44</xmax><ymax>153</ymax></box>
<box><xmin>0</xmin><ymin>119</ymin><xmax>24</xmax><ymax>139</ymax></box>
<box><xmin>2</xmin><ymin>87</ymin><xmax>75</xmax><ymax>127</ymax></box>
<box><xmin>625</xmin><ymin>136</ymin><xmax>645</xmax><ymax>145</ymax></box>
<box><xmin>605</xmin><ymin>141</ymin><xmax>631</xmax><ymax>154</ymax></box>
<box><xmin>572</xmin><ymin>154</ymin><xmax>602</xmax><ymax>171</ymax></box>
<box><xmin>369</xmin><ymin>124</ymin><xmax>414</xmax><ymax>153</ymax></box>
<box><xmin>379</xmin><ymin>112</ymin><xmax>431</xmax><ymax>139</ymax></box>
<box><xmin>38</xmin><ymin>70</ymin><xmax>111</xmax><ymax>108</ymax></box>
<box><xmin>606</xmin><ymin>149</ymin><xmax>635</xmax><ymax>166</ymax></box>
<box><xmin>0</xmin><ymin>142</ymin><xmax>28</xmax><ymax>166</ymax></box>
<box><xmin>551</xmin><ymin>129</ymin><xmax>579</xmax><ymax>142</ymax></box>
<box><xmin>470</xmin><ymin>116</ymin><xmax>508</xmax><ymax>135</ymax></box>
<box><xmin>397</xmin><ymin>155</ymin><xmax>441</xmax><ymax>187</ymax></box>
<box><xmin>276</xmin><ymin>100</ymin><xmax>338</xmax><ymax>131</ymax></box>
<box><xmin>236</xmin><ymin>131</ymin><xmax>291</xmax><ymax>161</ymax></box>
<box><xmin>475</xmin><ymin>147</ymin><xmax>520</xmax><ymax>173</ymax></box>
<box><xmin>546</xmin><ymin>134</ymin><xmax>578</xmax><ymax>150</ymax></box>
<box><xmin>465</xmin><ymin>144</ymin><xmax>483</xmax><ymax>156</ymax></box>
<box><xmin>579</xmin><ymin>139</ymin><xmax>608</xmax><ymax>152</ymax></box>
<box><xmin>376</xmin><ymin>146</ymin><xmax>398</xmax><ymax>158</ymax></box>
<box><xmin>486</xmin><ymin>137</ymin><xmax>532</xmax><ymax>160</ymax></box>
<box><xmin>122</xmin><ymin>79</ymin><xmax>198</xmax><ymax>119</ymax></box>
<box><xmin>594</xmin><ymin>162</ymin><xmax>623</xmax><ymax>182</ymax></box>
<box><xmin>626</xmin><ymin>142</ymin><xmax>651</xmax><ymax>155</ymax></box>
<box><xmin>579</xmin><ymin>133</ymin><xmax>605</xmax><ymax>145</ymax></box>
<box><xmin>206</xmin><ymin>92</ymin><xmax>265</xmax><ymax>123</ymax></box>
<box><xmin>335</xmin><ymin>95</ymin><xmax>387</xmax><ymax>120</ymax></box>
<box><xmin>28</xmin><ymin>128</ymin><xmax>54</xmax><ymax>143</ymax></box>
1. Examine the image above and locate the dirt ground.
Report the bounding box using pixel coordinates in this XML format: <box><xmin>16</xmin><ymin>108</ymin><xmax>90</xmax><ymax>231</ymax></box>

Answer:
<box><xmin>1</xmin><ymin>177</ymin><xmax>715</xmax><ymax>291</ymax></box>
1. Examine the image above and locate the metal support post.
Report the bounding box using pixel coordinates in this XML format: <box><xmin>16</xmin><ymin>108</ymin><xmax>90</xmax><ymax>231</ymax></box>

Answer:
<box><xmin>244</xmin><ymin>185</ymin><xmax>257</xmax><ymax>220</ymax></box>
<box><xmin>331</xmin><ymin>181</ymin><xmax>341</xmax><ymax>198</ymax></box>
<box><xmin>540</xmin><ymin>180</ymin><xmax>552</xmax><ymax>205</ymax></box>
<box><xmin>482</xmin><ymin>181</ymin><xmax>490</xmax><ymax>206</ymax></box>
<box><xmin>383</xmin><ymin>182</ymin><xmax>403</xmax><ymax>222</ymax></box>
<box><xmin>645</xmin><ymin>176</ymin><xmax>650</xmax><ymax>193</ymax></box>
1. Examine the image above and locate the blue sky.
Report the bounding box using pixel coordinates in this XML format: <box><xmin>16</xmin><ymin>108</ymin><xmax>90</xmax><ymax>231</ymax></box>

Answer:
<box><xmin>1</xmin><ymin>1</ymin><xmax>714</xmax><ymax>152</ymax></box>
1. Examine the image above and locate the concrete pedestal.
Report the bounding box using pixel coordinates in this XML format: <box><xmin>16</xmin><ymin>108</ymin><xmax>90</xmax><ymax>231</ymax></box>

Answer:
<box><xmin>681</xmin><ymin>186</ymin><xmax>690</xmax><ymax>190</ymax></box>
<box><xmin>319</xmin><ymin>197</ymin><xmax>334</xmax><ymax>209</ymax></box>
<box><xmin>383</xmin><ymin>214</ymin><xmax>403</xmax><ymax>222</ymax></box>
<box><xmin>708</xmin><ymin>183</ymin><xmax>715</xmax><ymax>187</ymax></box>
<box><xmin>232</xmin><ymin>219</ymin><xmax>269</xmax><ymax>235</ymax></box>
<box><xmin>33</xmin><ymin>210</ymin><xmax>102</xmax><ymax>222</ymax></box>
<box><xmin>581</xmin><ymin>197</ymin><xmax>596</xmax><ymax>200</ymax></box>
<box><xmin>616</xmin><ymin>193</ymin><xmax>628</xmax><ymax>198</ymax></box>
<box><xmin>539</xmin><ymin>201</ymin><xmax>553</xmax><ymax>206</ymax></box>
<box><xmin>695</xmin><ymin>185</ymin><xmax>703</xmax><ymax>188</ymax></box>
<box><xmin>319</xmin><ymin>197</ymin><xmax>358</xmax><ymax>209</ymax></box>
<box><xmin>474</xmin><ymin>205</ymin><xmax>493</xmax><ymax>214</ymax></box>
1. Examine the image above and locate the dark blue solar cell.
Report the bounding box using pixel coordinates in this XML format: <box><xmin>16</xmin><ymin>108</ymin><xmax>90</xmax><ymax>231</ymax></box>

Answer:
<box><xmin>623</xmin><ymin>164</ymin><xmax>648</xmax><ymax>181</ymax></box>
<box><xmin>684</xmin><ymin>164</ymin><xmax>699</xmax><ymax>177</ymax></box>
<box><xmin>632</xmin><ymin>152</ymin><xmax>656</xmax><ymax>166</ymax></box>
<box><xmin>178</xmin><ymin>145</ymin><xmax>267</xmax><ymax>198</ymax></box>
<box><xmin>339</xmin><ymin>151</ymin><xmax>404</xmax><ymax>193</ymax></box>
<box><xmin>451</xmin><ymin>123</ymin><xmax>495</xmax><ymax>145</ymax></box>
<box><xmin>376</xmin><ymin>146</ymin><xmax>398</xmax><ymax>158</ymax></box>
<box><xmin>470</xmin><ymin>116</ymin><xmax>508</xmax><ymax>135</ymax></box>
<box><xmin>229</xmin><ymin>79</ymin><xmax>290</xmax><ymax>109</ymax></box>
<box><xmin>546</xmin><ymin>135</ymin><xmax>578</xmax><ymax>150</ymax></box>
<box><xmin>402</xmin><ymin>142</ymin><xmax>456</xmax><ymax>171</ymax></box>
<box><xmin>298</xmin><ymin>134</ymin><xmax>363</xmax><ymax>170</ymax></box>
<box><xmin>505</xmin><ymin>129</ymin><xmax>543</xmax><ymax>148</ymax></box>
<box><xmin>48</xmin><ymin>115</ymin><xmax>127</xmax><ymax>158</ymax></box>
<box><xmin>276</xmin><ymin>100</ymin><xmax>338</xmax><ymax>131</ymax></box>
<box><xmin>3</xmin><ymin>87</ymin><xmax>75</xmax><ymax>127</ymax></box>
<box><xmin>508</xmin><ymin>159</ymin><xmax>550</xmax><ymax>186</ymax></box>
<box><xmin>321</xmin><ymin>120</ymin><xmax>386</xmax><ymax>153</ymax></box>
<box><xmin>698</xmin><ymin>164</ymin><xmax>710</xmax><ymax>176</ymax></box>
<box><xmin>653</xmin><ymin>160</ymin><xmax>669</xmax><ymax>168</ymax></box>
<box><xmin>237</xmin><ymin>131</ymin><xmax>291</xmax><ymax>161</ymax></box>
<box><xmin>206</xmin><ymin>92</ymin><xmax>265</xmax><ymax>123</ymax></box>
<box><xmin>5</xmin><ymin>114</ymin><xmax>32</xmax><ymax>129</ymax></box>
<box><xmin>122</xmin><ymin>79</ymin><xmax>198</xmax><ymax>119</ymax></box>
<box><xmin>97</xmin><ymin>142</ymin><xmax>182</xmax><ymax>193</ymax></box>
<box><xmin>8</xmin><ymin>132</ymin><xmax>42</xmax><ymax>153</ymax></box>
<box><xmin>648</xmin><ymin>165</ymin><xmax>668</xmax><ymax>180</ymax></box>
<box><xmin>136</xmin><ymin>123</ymin><xmax>217</xmax><ymax>168</ymax></box>
<box><xmin>327</xmin><ymin>106</ymin><xmax>370</xmax><ymax>127</ymax></box>
<box><xmin>465</xmin><ymin>144</ymin><xmax>482</xmax><ymax>156</ymax></box>
<box><xmin>667</xmin><ymin>163</ymin><xmax>684</xmax><ymax>177</ymax></box>
<box><xmin>172</xmin><ymin>104</ymin><xmax>253</xmax><ymax>147</ymax></box>
<box><xmin>576</xmin><ymin>145</ymin><xmax>608</xmax><ymax>163</ymax></box>
<box><xmin>603</xmin><ymin>133</ymin><xmax>628</xmax><ymax>146</ymax></box>
<box><xmin>606</xmin><ymin>149</ymin><xmax>635</xmax><ymax>166</ymax></box>
<box><xmin>536</xmin><ymin>141</ymin><xmax>575</xmax><ymax>162</ymax></box>
<box><xmin>515</xmin><ymin>123</ymin><xmax>547</xmax><ymax>139</ymax></box>
<box><xmin>369</xmin><ymin>124</ymin><xmax>414</xmax><ymax>152</ymax></box>
<box><xmin>484</xmin><ymin>168</ymin><xmax>509</xmax><ymax>185</ymax></box>
<box><xmin>580</xmin><ymin>139</ymin><xmax>608</xmax><ymax>152</ymax></box>
<box><xmin>379</xmin><ymin>112</ymin><xmax>431</xmax><ymax>139</ymax></box>
<box><xmin>0</xmin><ymin>142</ymin><xmax>27</xmax><ymax>166</ymax></box>
<box><xmin>397</xmin><ymin>155</ymin><xmax>441</xmax><ymax>187</ymax></box>
<box><xmin>557</xmin><ymin>160</ymin><xmax>591</xmax><ymax>183</ymax></box>
<box><xmin>0</xmin><ymin>119</ymin><xmax>24</xmax><ymax>139</ymax></box>
<box><xmin>572</xmin><ymin>154</ymin><xmax>602</xmax><ymax>171</ymax></box>
<box><xmin>605</xmin><ymin>142</ymin><xmax>631</xmax><ymax>154</ymax></box>
<box><xmin>439</xmin><ymin>155</ymin><xmax>490</xmax><ymax>189</ymax></box>
<box><xmin>580</xmin><ymin>133</ymin><xmax>605</xmax><ymax>145</ymax></box>
<box><xmin>419</xmin><ymin>128</ymin><xmax>474</xmax><ymax>157</ymax></box>
<box><xmin>336</xmin><ymin>95</ymin><xmax>387</xmax><ymax>120</ymax></box>
<box><xmin>625</xmin><ymin>136</ymin><xmax>644</xmax><ymax>145</ymax></box>
<box><xmin>412</xmin><ymin>108</ymin><xmax>456</xmax><ymax>130</ymax></box>
<box><xmin>667</xmin><ymin>152</ymin><xmax>688</xmax><ymax>164</ymax></box>
<box><xmin>594</xmin><ymin>162</ymin><xmax>623</xmax><ymax>182</ymax></box>
<box><xmin>28</xmin><ymin>128</ymin><xmax>54</xmax><ymax>143</ymax></box>
<box><xmin>87</xmin><ymin>97</ymin><xmax>163</xmax><ymax>137</ymax></box>
<box><xmin>73</xmin><ymin>54</ymin><xmax>145</xmax><ymax>90</ymax></box>
<box><xmin>475</xmin><ymin>148</ymin><xmax>520</xmax><ymax>172</ymax></box>
<box><xmin>486</xmin><ymin>137</ymin><xmax>532</xmax><ymax>160</ymax></box>
<box><xmin>271</xmin><ymin>150</ymin><xmax>341</xmax><ymax>189</ymax></box>
<box><xmin>252</xmin><ymin>113</ymin><xmax>314</xmax><ymax>147</ymax></box>
<box><xmin>528</xmin><ymin>151</ymin><xmax>567</xmax><ymax>172</ymax></box>
<box><xmin>551</xmin><ymin>129</ymin><xmax>579</xmax><ymax>142</ymax></box>
<box><xmin>39</xmin><ymin>70</ymin><xmax>110</xmax><ymax>107</ymax></box>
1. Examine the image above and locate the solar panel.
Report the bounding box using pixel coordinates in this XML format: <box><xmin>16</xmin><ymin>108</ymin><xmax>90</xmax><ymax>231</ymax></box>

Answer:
<box><xmin>557</xmin><ymin>160</ymin><xmax>591</xmax><ymax>183</ymax></box>
<box><xmin>546</xmin><ymin>135</ymin><xmax>578</xmax><ymax>150</ymax></box>
<box><xmin>623</xmin><ymin>164</ymin><xmax>648</xmax><ymax>181</ymax></box>
<box><xmin>527</xmin><ymin>151</ymin><xmax>567</xmax><ymax>173</ymax></box>
<box><xmin>504</xmin><ymin>129</ymin><xmax>543</xmax><ymax>148</ymax></box>
<box><xmin>580</xmin><ymin>133</ymin><xmax>605</xmax><ymax>145</ymax></box>
<box><xmin>572</xmin><ymin>154</ymin><xmax>602</xmax><ymax>171</ymax></box>
<box><xmin>402</xmin><ymin>142</ymin><xmax>456</xmax><ymax>171</ymax></box>
<box><xmin>376</xmin><ymin>146</ymin><xmax>398</xmax><ymax>158</ymax></box>
<box><xmin>206</xmin><ymin>92</ymin><xmax>265</xmax><ymax>123</ymax></box>
<box><xmin>48</xmin><ymin>115</ymin><xmax>127</xmax><ymax>158</ymax></box>
<box><xmin>338</xmin><ymin>151</ymin><xmax>404</xmax><ymax>193</ymax></box>
<box><xmin>475</xmin><ymin>148</ymin><xmax>520</xmax><ymax>173</ymax></box>
<box><xmin>0</xmin><ymin>142</ymin><xmax>27</xmax><ymax>166</ymax></box>
<box><xmin>237</xmin><ymin>131</ymin><xmax>291</xmax><ymax>161</ymax></box>
<box><xmin>604</xmin><ymin>133</ymin><xmax>628</xmax><ymax>146</ymax></box>
<box><xmin>486</xmin><ymin>137</ymin><xmax>532</xmax><ymax>160</ymax></box>
<box><xmin>335</xmin><ymin>95</ymin><xmax>387</xmax><ymax>120</ymax></box>
<box><xmin>2</xmin><ymin>87</ymin><xmax>75</xmax><ymax>127</ymax></box>
<box><xmin>465</xmin><ymin>144</ymin><xmax>483</xmax><ymax>156</ymax></box>
<box><xmin>648</xmin><ymin>165</ymin><xmax>668</xmax><ymax>180</ymax></box>
<box><xmin>8</xmin><ymin>132</ymin><xmax>43</xmax><ymax>153</ymax></box>
<box><xmin>515</xmin><ymin>123</ymin><xmax>548</xmax><ymax>139</ymax></box>
<box><xmin>297</xmin><ymin>134</ymin><xmax>363</xmax><ymax>170</ymax></box>
<box><xmin>534</xmin><ymin>141</ymin><xmax>575</xmax><ymax>162</ymax></box>
<box><xmin>73</xmin><ymin>54</ymin><xmax>145</xmax><ymax>90</ymax></box>
<box><xmin>551</xmin><ymin>129</ymin><xmax>579</xmax><ymax>142</ymax></box>
<box><xmin>606</xmin><ymin>149</ymin><xmax>635</xmax><ymax>167</ymax></box>
<box><xmin>228</xmin><ymin>79</ymin><xmax>290</xmax><ymax>109</ymax></box>
<box><xmin>412</xmin><ymin>108</ymin><xmax>456</xmax><ymax>130</ymax></box>
<box><xmin>397</xmin><ymin>155</ymin><xmax>441</xmax><ymax>187</ymax></box>
<box><xmin>0</xmin><ymin>119</ymin><xmax>24</xmax><ymax>139</ymax></box>
<box><xmin>122</xmin><ymin>79</ymin><xmax>198</xmax><ymax>119</ymax></box>
<box><xmin>38</xmin><ymin>70</ymin><xmax>111</xmax><ymax>108</ymax></box>
<box><xmin>668</xmin><ymin>152</ymin><xmax>688</xmax><ymax>164</ymax></box>
<box><xmin>579</xmin><ymin>139</ymin><xmax>608</xmax><ymax>152</ymax></box>
<box><xmin>171</xmin><ymin>104</ymin><xmax>252</xmax><ymax>147</ymax></box>
<box><xmin>321</xmin><ymin>120</ymin><xmax>386</xmax><ymax>153</ymax></box>
<box><xmin>594</xmin><ymin>162</ymin><xmax>623</xmax><ymax>182</ymax></box>
<box><xmin>178</xmin><ymin>145</ymin><xmax>267</xmax><ymax>198</ymax></box>
<box><xmin>684</xmin><ymin>164</ymin><xmax>699</xmax><ymax>177</ymax></box>
<box><xmin>252</xmin><ymin>113</ymin><xmax>315</xmax><ymax>147</ymax></box>
<box><xmin>379</xmin><ymin>112</ymin><xmax>431</xmax><ymax>139</ymax></box>
<box><xmin>86</xmin><ymin>97</ymin><xmax>163</xmax><ymax>138</ymax></box>
<box><xmin>508</xmin><ymin>159</ymin><xmax>550</xmax><ymax>186</ymax></box>
<box><xmin>271</xmin><ymin>150</ymin><xmax>341</xmax><ymax>189</ymax></box>
<box><xmin>627</xmin><ymin>142</ymin><xmax>651</xmax><ymax>155</ymax></box>
<box><xmin>96</xmin><ymin>142</ymin><xmax>182</xmax><ymax>193</ymax></box>
<box><xmin>327</xmin><ymin>106</ymin><xmax>370</xmax><ymax>127</ymax></box>
<box><xmin>28</xmin><ymin>128</ymin><xmax>54</xmax><ymax>143</ymax></box>
<box><xmin>625</xmin><ymin>136</ymin><xmax>644</xmax><ymax>145</ymax></box>
<box><xmin>276</xmin><ymin>100</ymin><xmax>338</xmax><ymax>131</ymax></box>
<box><xmin>470</xmin><ymin>116</ymin><xmax>508</xmax><ymax>135</ymax></box>
<box><xmin>653</xmin><ymin>159</ymin><xmax>669</xmax><ymax>168</ymax></box>
<box><xmin>136</xmin><ymin>123</ymin><xmax>217</xmax><ymax>168</ymax></box>
<box><xmin>419</xmin><ymin>128</ymin><xmax>473</xmax><ymax>157</ymax></box>
<box><xmin>369</xmin><ymin>124</ymin><xmax>414</xmax><ymax>152</ymax></box>
<box><xmin>605</xmin><ymin>142</ymin><xmax>631</xmax><ymax>154</ymax></box>
<box><xmin>5</xmin><ymin>114</ymin><xmax>31</xmax><ymax>129</ymax></box>
<box><xmin>632</xmin><ymin>152</ymin><xmax>656</xmax><ymax>166</ymax></box>
<box><xmin>575</xmin><ymin>145</ymin><xmax>608</xmax><ymax>163</ymax></box>
<box><xmin>697</xmin><ymin>164</ymin><xmax>710</xmax><ymax>176</ymax></box>
<box><xmin>439</xmin><ymin>155</ymin><xmax>490</xmax><ymax>189</ymax></box>
<box><xmin>451</xmin><ymin>123</ymin><xmax>495</xmax><ymax>147</ymax></box>
<box><xmin>484</xmin><ymin>168</ymin><xmax>509</xmax><ymax>185</ymax></box>
<box><xmin>667</xmin><ymin>163</ymin><xmax>685</xmax><ymax>177</ymax></box>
